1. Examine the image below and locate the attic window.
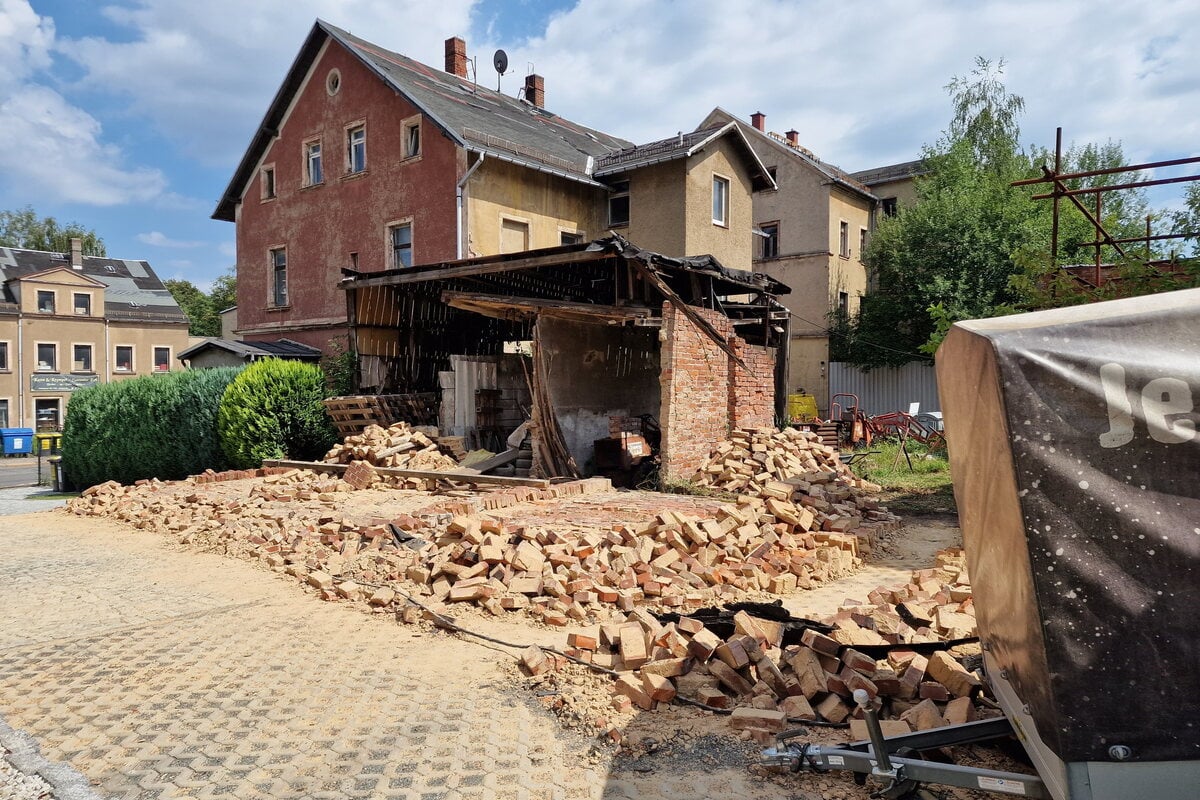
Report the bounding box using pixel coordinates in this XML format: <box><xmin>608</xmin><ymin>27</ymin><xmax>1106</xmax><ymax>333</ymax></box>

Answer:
<box><xmin>104</xmin><ymin>265</ymin><xmax>116</xmax><ymax>273</ymax></box>
<box><xmin>326</xmin><ymin>68</ymin><xmax>341</xmax><ymax>96</ymax></box>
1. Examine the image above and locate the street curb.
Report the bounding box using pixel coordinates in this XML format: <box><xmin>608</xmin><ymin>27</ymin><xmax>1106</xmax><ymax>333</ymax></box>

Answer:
<box><xmin>0</xmin><ymin>717</ymin><xmax>109</xmax><ymax>800</ymax></box>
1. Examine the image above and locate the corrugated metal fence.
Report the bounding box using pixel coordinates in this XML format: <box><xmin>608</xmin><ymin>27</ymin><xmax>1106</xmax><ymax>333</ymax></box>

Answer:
<box><xmin>829</xmin><ymin>361</ymin><xmax>941</xmax><ymax>415</ymax></box>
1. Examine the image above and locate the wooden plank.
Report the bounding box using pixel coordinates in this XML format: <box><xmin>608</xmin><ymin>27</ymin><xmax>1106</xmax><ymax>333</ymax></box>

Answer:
<box><xmin>344</xmin><ymin>248</ymin><xmax>607</xmax><ymax>287</ymax></box>
<box><xmin>458</xmin><ymin>447</ymin><xmax>520</xmax><ymax>474</ymax></box>
<box><xmin>262</xmin><ymin>459</ymin><xmax>550</xmax><ymax>488</ymax></box>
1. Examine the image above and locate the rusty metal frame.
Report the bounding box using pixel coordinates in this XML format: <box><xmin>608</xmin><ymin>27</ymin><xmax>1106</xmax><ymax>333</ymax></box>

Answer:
<box><xmin>1013</xmin><ymin>127</ymin><xmax>1200</xmax><ymax>286</ymax></box>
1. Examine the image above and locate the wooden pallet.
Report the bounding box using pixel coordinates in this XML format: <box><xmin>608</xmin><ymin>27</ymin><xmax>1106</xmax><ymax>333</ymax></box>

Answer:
<box><xmin>323</xmin><ymin>393</ymin><xmax>441</xmax><ymax>437</ymax></box>
<box><xmin>323</xmin><ymin>396</ymin><xmax>389</xmax><ymax>437</ymax></box>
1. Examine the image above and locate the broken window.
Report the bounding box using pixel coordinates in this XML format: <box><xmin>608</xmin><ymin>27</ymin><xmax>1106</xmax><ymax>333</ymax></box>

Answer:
<box><xmin>760</xmin><ymin>223</ymin><xmax>779</xmax><ymax>259</ymax></box>
<box><xmin>404</xmin><ymin>121</ymin><xmax>421</xmax><ymax>159</ymax></box>
<box><xmin>608</xmin><ymin>180</ymin><xmax>630</xmax><ymax>227</ymax></box>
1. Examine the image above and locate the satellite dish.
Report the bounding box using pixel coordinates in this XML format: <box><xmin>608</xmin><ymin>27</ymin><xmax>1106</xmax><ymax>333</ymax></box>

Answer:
<box><xmin>493</xmin><ymin>49</ymin><xmax>508</xmax><ymax>74</ymax></box>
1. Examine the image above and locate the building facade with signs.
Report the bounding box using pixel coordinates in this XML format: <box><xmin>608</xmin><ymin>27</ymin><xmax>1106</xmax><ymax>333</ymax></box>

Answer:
<box><xmin>0</xmin><ymin>241</ymin><xmax>190</xmax><ymax>430</ymax></box>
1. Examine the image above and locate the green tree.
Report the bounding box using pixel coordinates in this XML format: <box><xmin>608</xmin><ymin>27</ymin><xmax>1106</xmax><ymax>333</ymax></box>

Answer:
<box><xmin>164</xmin><ymin>279</ymin><xmax>219</xmax><ymax>337</ymax></box>
<box><xmin>0</xmin><ymin>206</ymin><xmax>106</xmax><ymax>255</ymax></box>
<box><xmin>839</xmin><ymin>58</ymin><xmax>1173</xmax><ymax>367</ymax></box>
<box><xmin>841</xmin><ymin>59</ymin><xmax>1041</xmax><ymax>367</ymax></box>
<box><xmin>208</xmin><ymin>268</ymin><xmax>237</xmax><ymax>314</ymax></box>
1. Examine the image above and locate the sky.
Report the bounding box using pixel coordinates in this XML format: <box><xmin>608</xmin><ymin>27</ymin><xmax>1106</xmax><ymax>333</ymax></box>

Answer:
<box><xmin>2</xmin><ymin>0</ymin><xmax>1198</xmax><ymax>289</ymax></box>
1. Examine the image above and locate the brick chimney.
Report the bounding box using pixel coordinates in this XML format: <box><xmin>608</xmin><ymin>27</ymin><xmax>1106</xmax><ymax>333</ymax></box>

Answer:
<box><xmin>785</xmin><ymin>129</ymin><xmax>800</xmax><ymax>148</ymax></box>
<box><xmin>751</xmin><ymin>112</ymin><xmax>766</xmax><ymax>132</ymax></box>
<box><xmin>524</xmin><ymin>74</ymin><xmax>544</xmax><ymax>108</ymax></box>
<box><xmin>445</xmin><ymin>37</ymin><xmax>467</xmax><ymax>78</ymax></box>
<box><xmin>70</xmin><ymin>237</ymin><xmax>83</xmax><ymax>269</ymax></box>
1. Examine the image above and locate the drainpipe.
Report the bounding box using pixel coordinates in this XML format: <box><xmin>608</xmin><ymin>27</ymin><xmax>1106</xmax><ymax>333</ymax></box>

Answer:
<box><xmin>16</xmin><ymin>314</ymin><xmax>23</xmax><ymax>427</ymax></box>
<box><xmin>456</xmin><ymin>152</ymin><xmax>485</xmax><ymax>260</ymax></box>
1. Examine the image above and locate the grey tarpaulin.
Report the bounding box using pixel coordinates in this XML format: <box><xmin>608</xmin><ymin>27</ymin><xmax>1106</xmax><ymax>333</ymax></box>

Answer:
<box><xmin>937</xmin><ymin>287</ymin><xmax>1200</xmax><ymax>763</ymax></box>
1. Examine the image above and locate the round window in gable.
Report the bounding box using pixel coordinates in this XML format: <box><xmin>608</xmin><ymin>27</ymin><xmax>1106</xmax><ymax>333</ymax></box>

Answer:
<box><xmin>326</xmin><ymin>68</ymin><xmax>342</xmax><ymax>96</ymax></box>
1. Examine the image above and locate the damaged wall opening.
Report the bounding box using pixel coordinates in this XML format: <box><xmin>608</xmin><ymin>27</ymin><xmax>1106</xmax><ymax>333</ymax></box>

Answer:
<box><xmin>342</xmin><ymin>235</ymin><xmax>790</xmax><ymax>481</ymax></box>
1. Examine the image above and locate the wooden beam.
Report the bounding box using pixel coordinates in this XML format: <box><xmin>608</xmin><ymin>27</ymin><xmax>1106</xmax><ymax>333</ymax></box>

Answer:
<box><xmin>343</xmin><ymin>249</ymin><xmax>607</xmax><ymax>287</ymax></box>
<box><xmin>442</xmin><ymin>290</ymin><xmax>655</xmax><ymax>324</ymax></box>
<box><xmin>261</xmin><ymin>459</ymin><xmax>550</xmax><ymax>488</ymax></box>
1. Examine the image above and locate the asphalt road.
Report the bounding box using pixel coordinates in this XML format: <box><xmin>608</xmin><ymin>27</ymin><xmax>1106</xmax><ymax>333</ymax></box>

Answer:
<box><xmin>0</xmin><ymin>455</ymin><xmax>47</xmax><ymax>489</ymax></box>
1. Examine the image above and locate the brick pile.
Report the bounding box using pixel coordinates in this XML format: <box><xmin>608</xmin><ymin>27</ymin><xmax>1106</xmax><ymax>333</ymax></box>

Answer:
<box><xmin>323</xmin><ymin>422</ymin><xmax>459</xmax><ymax>471</ymax></box>
<box><xmin>66</xmin><ymin>459</ymin><xmax>899</xmax><ymax>625</ymax></box>
<box><xmin>535</xmin><ymin>548</ymin><xmax>983</xmax><ymax>743</ymax></box>
<box><xmin>692</xmin><ymin>426</ymin><xmax>879</xmax><ymax>495</ymax></box>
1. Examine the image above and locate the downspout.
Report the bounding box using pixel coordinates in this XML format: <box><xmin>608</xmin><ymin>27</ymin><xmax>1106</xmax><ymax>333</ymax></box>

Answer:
<box><xmin>456</xmin><ymin>152</ymin><xmax>485</xmax><ymax>260</ymax></box>
<box><xmin>16</xmin><ymin>313</ymin><xmax>23</xmax><ymax>427</ymax></box>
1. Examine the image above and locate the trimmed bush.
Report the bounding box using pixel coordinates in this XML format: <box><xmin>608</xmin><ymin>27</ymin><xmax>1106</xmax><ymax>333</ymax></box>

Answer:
<box><xmin>62</xmin><ymin>366</ymin><xmax>242</xmax><ymax>489</ymax></box>
<box><xmin>217</xmin><ymin>358</ymin><xmax>337</xmax><ymax>469</ymax></box>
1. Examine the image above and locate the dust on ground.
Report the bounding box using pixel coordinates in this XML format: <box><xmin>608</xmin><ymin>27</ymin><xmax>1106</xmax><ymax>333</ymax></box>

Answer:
<box><xmin>45</xmin><ymin>476</ymin><xmax>1035</xmax><ymax>800</ymax></box>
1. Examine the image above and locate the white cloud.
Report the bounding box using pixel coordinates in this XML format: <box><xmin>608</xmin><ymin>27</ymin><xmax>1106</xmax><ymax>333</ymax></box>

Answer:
<box><xmin>217</xmin><ymin>241</ymin><xmax>236</xmax><ymax>259</ymax></box>
<box><xmin>62</xmin><ymin>0</ymin><xmax>478</xmax><ymax>165</ymax></box>
<box><xmin>137</xmin><ymin>231</ymin><xmax>203</xmax><ymax>248</ymax></box>
<box><xmin>0</xmin><ymin>1</ymin><xmax>174</xmax><ymax>207</ymax></box>
<box><xmin>0</xmin><ymin>0</ymin><xmax>53</xmax><ymax>89</ymax></box>
<box><xmin>0</xmin><ymin>84</ymin><xmax>166</xmax><ymax>205</ymax></box>
<box><xmin>485</xmin><ymin>0</ymin><xmax>1200</xmax><ymax>171</ymax></box>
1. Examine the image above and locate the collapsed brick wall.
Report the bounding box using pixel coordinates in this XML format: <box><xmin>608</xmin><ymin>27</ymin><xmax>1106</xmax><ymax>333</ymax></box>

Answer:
<box><xmin>658</xmin><ymin>302</ymin><xmax>775</xmax><ymax>480</ymax></box>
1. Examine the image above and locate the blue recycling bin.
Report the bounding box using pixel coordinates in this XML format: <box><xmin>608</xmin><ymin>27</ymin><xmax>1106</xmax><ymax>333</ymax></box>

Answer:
<box><xmin>1</xmin><ymin>428</ymin><xmax>33</xmax><ymax>456</ymax></box>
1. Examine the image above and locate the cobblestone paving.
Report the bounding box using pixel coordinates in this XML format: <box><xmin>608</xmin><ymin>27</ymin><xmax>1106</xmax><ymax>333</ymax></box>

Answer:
<box><xmin>0</xmin><ymin>513</ymin><xmax>608</xmax><ymax>800</ymax></box>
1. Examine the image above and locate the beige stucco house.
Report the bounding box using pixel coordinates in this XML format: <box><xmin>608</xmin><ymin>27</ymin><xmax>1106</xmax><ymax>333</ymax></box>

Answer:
<box><xmin>698</xmin><ymin>109</ymin><xmax>875</xmax><ymax>412</ymax></box>
<box><xmin>0</xmin><ymin>241</ymin><xmax>190</xmax><ymax>431</ymax></box>
<box><xmin>850</xmin><ymin>159</ymin><xmax>928</xmax><ymax>218</ymax></box>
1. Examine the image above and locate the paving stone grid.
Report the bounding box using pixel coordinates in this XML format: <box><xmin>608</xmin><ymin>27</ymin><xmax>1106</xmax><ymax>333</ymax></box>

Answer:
<box><xmin>0</xmin><ymin>512</ymin><xmax>607</xmax><ymax>800</ymax></box>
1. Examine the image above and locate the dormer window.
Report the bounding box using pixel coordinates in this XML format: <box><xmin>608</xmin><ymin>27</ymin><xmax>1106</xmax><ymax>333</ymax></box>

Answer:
<box><xmin>37</xmin><ymin>290</ymin><xmax>54</xmax><ymax>314</ymax></box>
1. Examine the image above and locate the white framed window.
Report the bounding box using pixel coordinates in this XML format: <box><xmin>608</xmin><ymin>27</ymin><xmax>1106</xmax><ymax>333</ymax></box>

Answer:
<box><xmin>608</xmin><ymin>179</ymin><xmax>630</xmax><ymax>227</ymax></box>
<box><xmin>73</xmin><ymin>292</ymin><xmax>92</xmax><ymax>316</ymax></box>
<box><xmin>839</xmin><ymin>220</ymin><xmax>850</xmax><ymax>257</ymax></box>
<box><xmin>261</xmin><ymin>164</ymin><xmax>276</xmax><ymax>200</ymax></box>
<box><xmin>35</xmin><ymin>342</ymin><xmax>57</xmax><ymax>371</ymax></box>
<box><xmin>36</xmin><ymin>290</ymin><xmax>55</xmax><ymax>314</ymax></box>
<box><xmin>0</xmin><ymin>341</ymin><xmax>10</xmax><ymax>371</ymax></box>
<box><xmin>270</xmin><ymin>247</ymin><xmax>288</xmax><ymax>307</ymax></box>
<box><xmin>114</xmin><ymin>345</ymin><xmax>134</xmax><ymax>373</ymax></box>
<box><xmin>153</xmin><ymin>346</ymin><xmax>171</xmax><ymax>373</ymax></box>
<box><xmin>72</xmin><ymin>343</ymin><xmax>93</xmax><ymax>373</ymax></box>
<box><xmin>304</xmin><ymin>139</ymin><xmax>323</xmax><ymax>186</ymax></box>
<box><xmin>34</xmin><ymin>398</ymin><xmax>60</xmax><ymax>431</ymax></box>
<box><xmin>499</xmin><ymin>217</ymin><xmax>530</xmax><ymax>254</ymax></box>
<box><xmin>712</xmin><ymin>174</ymin><xmax>730</xmax><ymax>226</ymax></box>
<box><xmin>403</xmin><ymin>115</ymin><xmax>421</xmax><ymax>159</ymax></box>
<box><xmin>387</xmin><ymin>221</ymin><xmax>413</xmax><ymax>268</ymax></box>
<box><xmin>346</xmin><ymin>123</ymin><xmax>366</xmax><ymax>174</ymax></box>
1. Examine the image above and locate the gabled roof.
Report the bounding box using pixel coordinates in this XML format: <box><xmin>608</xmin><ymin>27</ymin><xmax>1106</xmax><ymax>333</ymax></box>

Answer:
<box><xmin>850</xmin><ymin>159</ymin><xmax>929</xmax><ymax>187</ymax></box>
<box><xmin>0</xmin><ymin>247</ymin><xmax>187</xmax><ymax>323</ymax></box>
<box><xmin>594</xmin><ymin>123</ymin><xmax>777</xmax><ymax>191</ymax></box>
<box><xmin>177</xmin><ymin>337</ymin><xmax>323</xmax><ymax>362</ymax></box>
<box><xmin>214</xmin><ymin>20</ymin><xmax>633</xmax><ymax>221</ymax></box>
<box><xmin>700</xmin><ymin>108</ymin><xmax>875</xmax><ymax>201</ymax></box>
<box><xmin>12</xmin><ymin>265</ymin><xmax>109</xmax><ymax>288</ymax></box>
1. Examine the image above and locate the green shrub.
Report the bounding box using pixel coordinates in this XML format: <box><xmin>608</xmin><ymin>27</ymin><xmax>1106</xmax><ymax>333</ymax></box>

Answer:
<box><xmin>62</xmin><ymin>366</ymin><xmax>242</xmax><ymax>489</ymax></box>
<box><xmin>217</xmin><ymin>358</ymin><xmax>337</xmax><ymax>468</ymax></box>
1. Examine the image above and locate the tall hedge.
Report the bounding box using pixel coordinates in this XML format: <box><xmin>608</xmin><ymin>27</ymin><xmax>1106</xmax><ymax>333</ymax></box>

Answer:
<box><xmin>62</xmin><ymin>366</ymin><xmax>242</xmax><ymax>489</ymax></box>
<box><xmin>217</xmin><ymin>358</ymin><xmax>337</xmax><ymax>469</ymax></box>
